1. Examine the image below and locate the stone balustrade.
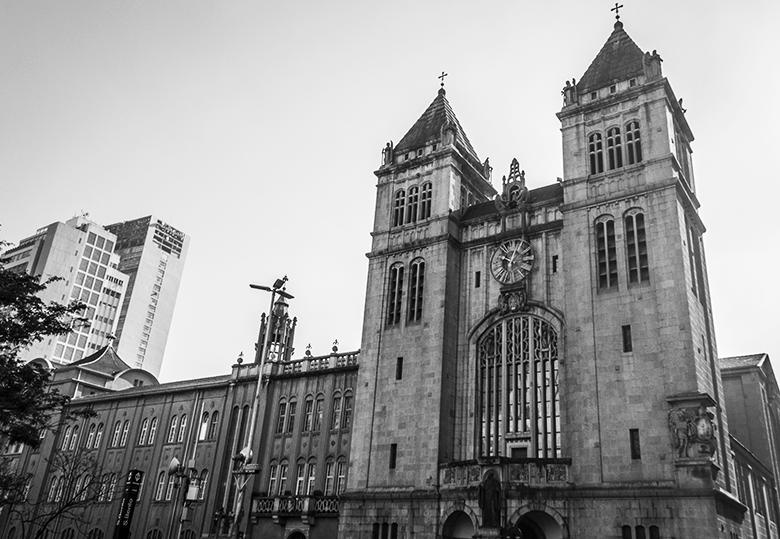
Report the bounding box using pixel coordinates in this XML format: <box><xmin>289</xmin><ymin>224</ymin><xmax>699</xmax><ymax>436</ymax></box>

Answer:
<box><xmin>439</xmin><ymin>458</ymin><xmax>571</xmax><ymax>488</ymax></box>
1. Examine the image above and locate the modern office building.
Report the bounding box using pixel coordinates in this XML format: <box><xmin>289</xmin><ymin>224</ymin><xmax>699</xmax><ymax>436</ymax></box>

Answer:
<box><xmin>105</xmin><ymin>216</ymin><xmax>189</xmax><ymax>377</ymax></box>
<box><xmin>0</xmin><ymin>214</ymin><xmax>128</xmax><ymax>367</ymax></box>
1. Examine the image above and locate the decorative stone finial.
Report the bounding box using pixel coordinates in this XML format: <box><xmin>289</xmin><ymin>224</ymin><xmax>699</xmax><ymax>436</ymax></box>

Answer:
<box><xmin>236</xmin><ymin>352</ymin><xmax>244</xmax><ymax>365</ymax></box>
<box><xmin>332</xmin><ymin>339</ymin><xmax>339</xmax><ymax>353</ymax></box>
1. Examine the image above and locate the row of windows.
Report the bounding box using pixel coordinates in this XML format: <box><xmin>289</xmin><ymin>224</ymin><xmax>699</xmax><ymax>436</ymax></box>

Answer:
<box><xmin>267</xmin><ymin>457</ymin><xmax>346</xmax><ymax>496</ymax></box>
<box><xmin>154</xmin><ymin>469</ymin><xmax>209</xmax><ymax>501</ymax></box>
<box><xmin>393</xmin><ymin>183</ymin><xmax>432</xmax><ymax>227</ymax></box>
<box><xmin>47</xmin><ymin>472</ymin><xmax>118</xmax><ymax>504</ymax></box>
<box><xmin>595</xmin><ymin>210</ymin><xmax>649</xmax><ymax>290</ymax></box>
<box><xmin>372</xmin><ymin>523</ymin><xmax>400</xmax><ymax>539</ymax></box>
<box><xmin>387</xmin><ymin>260</ymin><xmax>425</xmax><ymax>326</ymax></box>
<box><xmin>621</xmin><ymin>525</ymin><xmax>661</xmax><ymax>539</ymax></box>
<box><xmin>276</xmin><ymin>393</ymin><xmax>352</xmax><ymax>435</ymax></box>
<box><xmin>588</xmin><ymin>121</ymin><xmax>643</xmax><ymax>175</ymax></box>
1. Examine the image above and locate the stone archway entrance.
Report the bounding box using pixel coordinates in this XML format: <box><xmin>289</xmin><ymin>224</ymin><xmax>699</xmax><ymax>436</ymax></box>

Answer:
<box><xmin>515</xmin><ymin>511</ymin><xmax>562</xmax><ymax>539</ymax></box>
<box><xmin>442</xmin><ymin>510</ymin><xmax>475</xmax><ymax>539</ymax></box>
<box><xmin>287</xmin><ymin>532</ymin><xmax>306</xmax><ymax>539</ymax></box>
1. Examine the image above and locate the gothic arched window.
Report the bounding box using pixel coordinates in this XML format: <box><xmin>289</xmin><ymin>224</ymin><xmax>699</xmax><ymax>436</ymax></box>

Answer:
<box><xmin>419</xmin><ymin>183</ymin><xmax>432</xmax><ymax>220</ymax></box>
<box><xmin>86</xmin><ymin>423</ymin><xmax>96</xmax><ymax>449</ymax></box>
<box><xmin>147</xmin><ymin>418</ymin><xmax>157</xmax><ymax>445</ymax></box>
<box><xmin>595</xmin><ymin>216</ymin><xmax>618</xmax><ymax>290</ymax></box>
<box><xmin>94</xmin><ymin>423</ymin><xmax>104</xmax><ymax>449</ymax></box>
<box><xmin>407</xmin><ymin>259</ymin><xmax>425</xmax><ymax>322</ymax></box>
<box><xmin>199</xmin><ymin>412</ymin><xmax>210</xmax><ymax>441</ymax></box>
<box><xmin>167</xmin><ymin>416</ymin><xmax>178</xmax><ymax>443</ymax></box>
<box><xmin>588</xmin><ymin>133</ymin><xmax>604</xmax><ymax>174</ymax></box>
<box><xmin>607</xmin><ymin>127</ymin><xmax>623</xmax><ymax>170</ymax></box>
<box><xmin>406</xmin><ymin>186</ymin><xmax>419</xmax><ymax>224</ymax></box>
<box><xmin>178</xmin><ymin>414</ymin><xmax>188</xmax><ymax>442</ymax></box>
<box><xmin>625</xmin><ymin>121</ymin><xmax>642</xmax><ymax>165</ymax></box>
<box><xmin>393</xmin><ymin>190</ymin><xmax>405</xmax><ymax>227</ymax></box>
<box><xmin>386</xmin><ymin>264</ymin><xmax>404</xmax><ymax>326</ymax></box>
<box><xmin>625</xmin><ymin>210</ymin><xmax>649</xmax><ymax>283</ymax></box>
<box><xmin>478</xmin><ymin>315</ymin><xmax>560</xmax><ymax>458</ymax></box>
<box><xmin>111</xmin><ymin>421</ymin><xmax>122</xmax><ymax>447</ymax></box>
<box><xmin>138</xmin><ymin>418</ymin><xmax>149</xmax><ymax>445</ymax></box>
<box><xmin>208</xmin><ymin>411</ymin><xmax>219</xmax><ymax>440</ymax></box>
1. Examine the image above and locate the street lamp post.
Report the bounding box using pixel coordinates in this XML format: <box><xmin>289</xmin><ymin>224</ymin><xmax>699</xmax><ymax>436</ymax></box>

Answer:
<box><xmin>229</xmin><ymin>277</ymin><xmax>293</xmax><ymax>539</ymax></box>
<box><xmin>166</xmin><ymin>457</ymin><xmax>198</xmax><ymax>539</ymax></box>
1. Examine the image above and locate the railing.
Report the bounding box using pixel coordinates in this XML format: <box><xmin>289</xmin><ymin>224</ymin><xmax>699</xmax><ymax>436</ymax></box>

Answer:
<box><xmin>278</xmin><ymin>351</ymin><xmax>359</xmax><ymax>376</ymax></box>
<box><xmin>439</xmin><ymin>458</ymin><xmax>571</xmax><ymax>488</ymax></box>
<box><xmin>250</xmin><ymin>494</ymin><xmax>340</xmax><ymax>519</ymax></box>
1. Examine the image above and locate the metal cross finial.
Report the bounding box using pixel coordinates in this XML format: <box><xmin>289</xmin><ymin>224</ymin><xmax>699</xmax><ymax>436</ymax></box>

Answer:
<box><xmin>611</xmin><ymin>2</ymin><xmax>624</xmax><ymax>20</ymax></box>
<box><xmin>438</xmin><ymin>71</ymin><xmax>448</xmax><ymax>88</ymax></box>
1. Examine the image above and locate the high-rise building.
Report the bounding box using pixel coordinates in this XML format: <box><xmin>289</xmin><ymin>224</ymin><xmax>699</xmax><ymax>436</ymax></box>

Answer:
<box><xmin>105</xmin><ymin>215</ymin><xmax>189</xmax><ymax>377</ymax></box>
<box><xmin>1</xmin><ymin>214</ymin><xmax>128</xmax><ymax>365</ymax></box>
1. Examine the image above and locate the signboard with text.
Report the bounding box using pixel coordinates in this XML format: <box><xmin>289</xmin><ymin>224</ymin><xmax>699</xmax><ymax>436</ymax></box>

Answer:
<box><xmin>112</xmin><ymin>469</ymin><xmax>144</xmax><ymax>539</ymax></box>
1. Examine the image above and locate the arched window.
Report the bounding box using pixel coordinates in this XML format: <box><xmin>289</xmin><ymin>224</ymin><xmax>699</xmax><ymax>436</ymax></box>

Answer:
<box><xmin>406</xmin><ymin>186</ymin><xmax>419</xmax><ymax>224</ymax></box>
<box><xmin>94</xmin><ymin>423</ymin><xmax>104</xmax><ymax>449</ymax></box>
<box><xmin>276</xmin><ymin>401</ymin><xmax>288</xmax><ymax>434</ymax></box>
<box><xmin>155</xmin><ymin>471</ymin><xmax>166</xmax><ymax>501</ymax></box>
<box><xmin>48</xmin><ymin>476</ymin><xmax>59</xmax><ymax>502</ymax></box>
<box><xmin>407</xmin><ymin>259</ymin><xmax>425</xmax><ymax>322</ymax></box>
<box><xmin>178</xmin><ymin>414</ymin><xmax>188</xmax><ymax>442</ymax></box>
<box><xmin>336</xmin><ymin>457</ymin><xmax>347</xmax><ymax>494</ymax></box>
<box><xmin>7</xmin><ymin>527</ymin><xmax>15</xmax><ymax>539</ymax></box>
<box><xmin>621</xmin><ymin>525</ymin><xmax>632</xmax><ymax>539</ymax></box>
<box><xmin>278</xmin><ymin>460</ymin><xmax>289</xmax><ymax>495</ymax></box>
<box><xmin>306</xmin><ymin>459</ymin><xmax>317</xmax><ymax>495</ymax></box>
<box><xmin>199</xmin><ymin>412</ymin><xmax>210</xmax><ymax>441</ymax></box>
<box><xmin>419</xmin><ymin>183</ymin><xmax>432</xmax><ymax>220</ymax></box>
<box><xmin>478</xmin><ymin>315</ymin><xmax>560</xmax><ymax>458</ymax></box>
<box><xmin>303</xmin><ymin>397</ymin><xmax>314</xmax><ymax>432</ymax></box>
<box><xmin>295</xmin><ymin>460</ymin><xmax>306</xmax><ymax>495</ymax></box>
<box><xmin>199</xmin><ymin>469</ymin><xmax>208</xmax><ymax>500</ymax></box>
<box><xmin>625</xmin><ymin>210</ymin><xmax>649</xmax><ymax>283</ymax></box>
<box><xmin>167</xmin><ymin>416</ymin><xmax>178</xmax><ymax>443</ymax></box>
<box><xmin>588</xmin><ymin>132</ymin><xmax>604</xmax><ymax>174</ymax></box>
<box><xmin>208</xmin><ymin>411</ymin><xmax>219</xmax><ymax>439</ymax></box>
<box><xmin>145</xmin><ymin>531</ymin><xmax>163</xmax><ymax>539</ymax></box>
<box><xmin>313</xmin><ymin>396</ymin><xmax>324</xmax><ymax>431</ymax></box>
<box><xmin>286</xmin><ymin>401</ymin><xmax>296</xmax><ymax>434</ymax></box>
<box><xmin>331</xmin><ymin>393</ymin><xmax>342</xmax><ymax>430</ymax></box>
<box><xmin>268</xmin><ymin>462</ymin><xmax>279</xmax><ymax>496</ymax></box>
<box><xmin>87</xmin><ymin>529</ymin><xmax>104</xmax><ymax>539</ymax></box>
<box><xmin>107</xmin><ymin>474</ymin><xmax>117</xmax><ymax>501</ymax></box>
<box><xmin>61</xmin><ymin>426</ymin><xmax>72</xmax><ymax>451</ymax></box>
<box><xmin>98</xmin><ymin>474</ymin><xmax>109</xmax><ymax>502</ymax></box>
<box><xmin>119</xmin><ymin>421</ymin><xmax>129</xmax><ymax>447</ymax></box>
<box><xmin>61</xmin><ymin>528</ymin><xmax>75</xmax><ymax>539</ymax></box>
<box><xmin>80</xmin><ymin>474</ymin><xmax>92</xmax><ymax>501</ymax></box>
<box><xmin>649</xmin><ymin>526</ymin><xmax>660</xmax><ymax>539</ymax></box>
<box><xmin>393</xmin><ymin>190</ymin><xmax>405</xmax><ymax>227</ymax></box>
<box><xmin>635</xmin><ymin>525</ymin><xmax>646</xmax><ymax>539</ymax></box>
<box><xmin>607</xmin><ymin>127</ymin><xmax>623</xmax><ymax>170</ymax></box>
<box><xmin>625</xmin><ymin>121</ymin><xmax>642</xmax><ymax>165</ymax></box>
<box><xmin>595</xmin><ymin>216</ymin><xmax>618</xmax><ymax>289</ymax></box>
<box><xmin>138</xmin><ymin>418</ymin><xmax>149</xmax><ymax>445</ymax></box>
<box><xmin>69</xmin><ymin>425</ymin><xmax>79</xmax><ymax>450</ymax></box>
<box><xmin>86</xmin><ymin>424</ymin><xmax>96</xmax><ymax>449</ymax></box>
<box><xmin>180</xmin><ymin>531</ymin><xmax>196</xmax><ymax>539</ymax></box>
<box><xmin>324</xmin><ymin>459</ymin><xmax>335</xmax><ymax>495</ymax></box>
<box><xmin>165</xmin><ymin>474</ymin><xmax>176</xmax><ymax>500</ymax></box>
<box><xmin>111</xmin><ymin>421</ymin><xmax>122</xmax><ymax>447</ymax></box>
<box><xmin>386</xmin><ymin>264</ymin><xmax>404</xmax><ymax>326</ymax></box>
<box><xmin>148</xmin><ymin>417</ymin><xmax>158</xmax><ymax>445</ymax></box>
<box><xmin>342</xmin><ymin>393</ymin><xmax>353</xmax><ymax>430</ymax></box>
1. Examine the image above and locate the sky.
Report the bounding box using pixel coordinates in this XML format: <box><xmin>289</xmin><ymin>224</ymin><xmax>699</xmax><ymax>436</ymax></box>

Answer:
<box><xmin>1</xmin><ymin>1</ymin><xmax>778</xmax><ymax>383</ymax></box>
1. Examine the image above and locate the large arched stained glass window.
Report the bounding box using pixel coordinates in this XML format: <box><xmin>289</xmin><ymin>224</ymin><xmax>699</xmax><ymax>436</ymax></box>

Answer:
<box><xmin>478</xmin><ymin>315</ymin><xmax>560</xmax><ymax>458</ymax></box>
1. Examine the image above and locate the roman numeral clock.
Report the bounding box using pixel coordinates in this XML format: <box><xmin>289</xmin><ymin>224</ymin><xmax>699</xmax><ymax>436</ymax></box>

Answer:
<box><xmin>491</xmin><ymin>238</ymin><xmax>534</xmax><ymax>313</ymax></box>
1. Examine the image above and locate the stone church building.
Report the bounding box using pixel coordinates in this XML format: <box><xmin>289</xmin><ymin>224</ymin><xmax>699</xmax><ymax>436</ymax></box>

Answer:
<box><xmin>3</xmin><ymin>17</ymin><xmax>778</xmax><ymax>539</ymax></box>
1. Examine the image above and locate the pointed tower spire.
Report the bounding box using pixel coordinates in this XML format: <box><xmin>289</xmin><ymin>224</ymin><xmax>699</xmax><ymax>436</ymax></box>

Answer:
<box><xmin>575</xmin><ymin>21</ymin><xmax>645</xmax><ymax>95</ymax></box>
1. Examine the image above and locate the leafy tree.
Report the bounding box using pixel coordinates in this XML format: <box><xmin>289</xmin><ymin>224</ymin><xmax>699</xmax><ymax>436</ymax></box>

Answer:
<box><xmin>0</xmin><ymin>237</ymin><xmax>88</xmax><ymax>448</ymax></box>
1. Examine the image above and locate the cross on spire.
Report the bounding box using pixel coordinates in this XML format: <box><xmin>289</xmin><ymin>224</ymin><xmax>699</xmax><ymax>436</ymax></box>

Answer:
<box><xmin>611</xmin><ymin>2</ymin><xmax>624</xmax><ymax>20</ymax></box>
<box><xmin>438</xmin><ymin>71</ymin><xmax>448</xmax><ymax>88</ymax></box>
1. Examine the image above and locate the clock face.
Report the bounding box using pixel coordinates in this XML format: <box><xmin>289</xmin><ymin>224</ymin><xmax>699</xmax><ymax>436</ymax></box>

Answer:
<box><xmin>491</xmin><ymin>239</ymin><xmax>534</xmax><ymax>284</ymax></box>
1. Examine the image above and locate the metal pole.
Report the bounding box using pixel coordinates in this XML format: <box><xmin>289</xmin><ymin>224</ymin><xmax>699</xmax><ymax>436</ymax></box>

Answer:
<box><xmin>230</xmin><ymin>284</ymin><xmax>280</xmax><ymax>539</ymax></box>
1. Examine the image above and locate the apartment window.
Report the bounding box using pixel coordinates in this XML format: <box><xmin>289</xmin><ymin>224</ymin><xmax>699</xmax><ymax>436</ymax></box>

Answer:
<box><xmin>419</xmin><ymin>183</ymin><xmax>432</xmax><ymax>220</ymax></box>
<box><xmin>588</xmin><ymin>133</ymin><xmax>604</xmax><ymax>174</ymax></box>
<box><xmin>406</xmin><ymin>186</ymin><xmax>419</xmax><ymax>224</ymax></box>
<box><xmin>313</xmin><ymin>398</ymin><xmax>324</xmax><ymax>431</ymax></box>
<box><xmin>276</xmin><ymin>402</ymin><xmax>287</xmax><ymax>434</ymax></box>
<box><xmin>278</xmin><ymin>462</ymin><xmax>288</xmax><ymax>495</ymax></box>
<box><xmin>208</xmin><ymin>412</ymin><xmax>219</xmax><ymax>439</ymax></box>
<box><xmin>622</xmin><ymin>325</ymin><xmax>633</xmax><ymax>353</ymax></box>
<box><xmin>295</xmin><ymin>462</ymin><xmax>306</xmax><ymax>495</ymax></box>
<box><xmin>336</xmin><ymin>458</ymin><xmax>346</xmax><ymax>494</ymax></box>
<box><xmin>407</xmin><ymin>259</ymin><xmax>425</xmax><ymax>322</ymax></box>
<box><xmin>595</xmin><ymin>217</ymin><xmax>618</xmax><ymax>289</ymax></box>
<box><xmin>610</xmin><ymin>84</ymin><xmax>617</xmax><ymax>94</ymax></box>
<box><xmin>343</xmin><ymin>394</ymin><xmax>353</xmax><ymax>429</ymax></box>
<box><xmin>306</xmin><ymin>461</ymin><xmax>316</xmax><ymax>494</ymax></box>
<box><xmin>607</xmin><ymin>127</ymin><xmax>623</xmax><ymax>170</ymax></box>
<box><xmin>625</xmin><ymin>121</ymin><xmax>642</xmax><ymax>164</ymax></box>
<box><xmin>386</xmin><ymin>264</ymin><xmax>404</xmax><ymax>326</ymax></box>
<box><xmin>630</xmin><ymin>429</ymin><xmax>641</xmax><ymax>459</ymax></box>
<box><xmin>268</xmin><ymin>463</ymin><xmax>278</xmax><ymax>496</ymax></box>
<box><xmin>331</xmin><ymin>395</ymin><xmax>342</xmax><ymax>429</ymax></box>
<box><xmin>396</xmin><ymin>357</ymin><xmax>404</xmax><ymax>380</ymax></box>
<box><xmin>389</xmin><ymin>443</ymin><xmax>398</xmax><ymax>469</ymax></box>
<box><xmin>324</xmin><ymin>460</ymin><xmax>335</xmax><ymax>495</ymax></box>
<box><xmin>303</xmin><ymin>398</ymin><xmax>314</xmax><ymax>432</ymax></box>
<box><xmin>393</xmin><ymin>190</ymin><xmax>405</xmax><ymax>227</ymax></box>
<box><xmin>625</xmin><ymin>211</ymin><xmax>649</xmax><ymax>283</ymax></box>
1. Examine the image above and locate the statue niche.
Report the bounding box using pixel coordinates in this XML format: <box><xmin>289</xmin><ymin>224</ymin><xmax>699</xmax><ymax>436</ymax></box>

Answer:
<box><xmin>668</xmin><ymin>404</ymin><xmax>717</xmax><ymax>459</ymax></box>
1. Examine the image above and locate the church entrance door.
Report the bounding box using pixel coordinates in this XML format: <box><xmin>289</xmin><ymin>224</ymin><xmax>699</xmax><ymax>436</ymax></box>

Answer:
<box><xmin>516</xmin><ymin>511</ymin><xmax>562</xmax><ymax>539</ymax></box>
<box><xmin>442</xmin><ymin>510</ymin><xmax>475</xmax><ymax>538</ymax></box>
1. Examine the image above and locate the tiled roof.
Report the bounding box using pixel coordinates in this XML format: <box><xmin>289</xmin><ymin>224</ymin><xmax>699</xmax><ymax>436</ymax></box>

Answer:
<box><xmin>395</xmin><ymin>88</ymin><xmax>479</xmax><ymax>162</ymax></box>
<box><xmin>65</xmin><ymin>344</ymin><xmax>131</xmax><ymax>375</ymax></box>
<box><xmin>577</xmin><ymin>21</ymin><xmax>645</xmax><ymax>94</ymax></box>
<box><xmin>461</xmin><ymin>183</ymin><xmax>563</xmax><ymax>222</ymax></box>
<box><xmin>720</xmin><ymin>353</ymin><xmax>767</xmax><ymax>371</ymax></box>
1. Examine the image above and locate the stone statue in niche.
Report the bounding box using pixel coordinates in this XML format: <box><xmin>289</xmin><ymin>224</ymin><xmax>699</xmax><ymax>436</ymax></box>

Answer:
<box><xmin>382</xmin><ymin>141</ymin><xmax>394</xmax><ymax>165</ymax></box>
<box><xmin>562</xmin><ymin>78</ymin><xmax>578</xmax><ymax>106</ymax></box>
<box><xmin>478</xmin><ymin>471</ymin><xmax>502</xmax><ymax>528</ymax></box>
<box><xmin>644</xmin><ymin>50</ymin><xmax>663</xmax><ymax>79</ymax></box>
<box><xmin>668</xmin><ymin>405</ymin><xmax>717</xmax><ymax>458</ymax></box>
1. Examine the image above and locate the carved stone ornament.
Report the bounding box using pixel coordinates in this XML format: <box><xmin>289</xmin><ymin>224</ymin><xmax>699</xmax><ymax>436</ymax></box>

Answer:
<box><xmin>498</xmin><ymin>288</ymin><xmax>529</xmax><ymax>314</ymax></box>
<box><xmin>668</xmin><ymin>404</ymin><xmax>717</xmax><ymax>458</ymax></box>
<box><xmin>499</xmin><ymin>158</ymin><xmax>528</xmax><ymax>208</ymax></box>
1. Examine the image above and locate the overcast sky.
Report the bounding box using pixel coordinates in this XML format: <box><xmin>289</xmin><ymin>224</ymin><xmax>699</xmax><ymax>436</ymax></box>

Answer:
<box><xmin>1</xmin><ymin>1</ymin><xmax>778</xmax><ymax>383</ymax></box>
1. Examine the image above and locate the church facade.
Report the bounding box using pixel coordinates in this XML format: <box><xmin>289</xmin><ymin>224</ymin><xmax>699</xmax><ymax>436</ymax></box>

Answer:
<box><xmin>340</xmin><ymin>19</ymin><xmax>752</xmax><ymax>539</ymax></box>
